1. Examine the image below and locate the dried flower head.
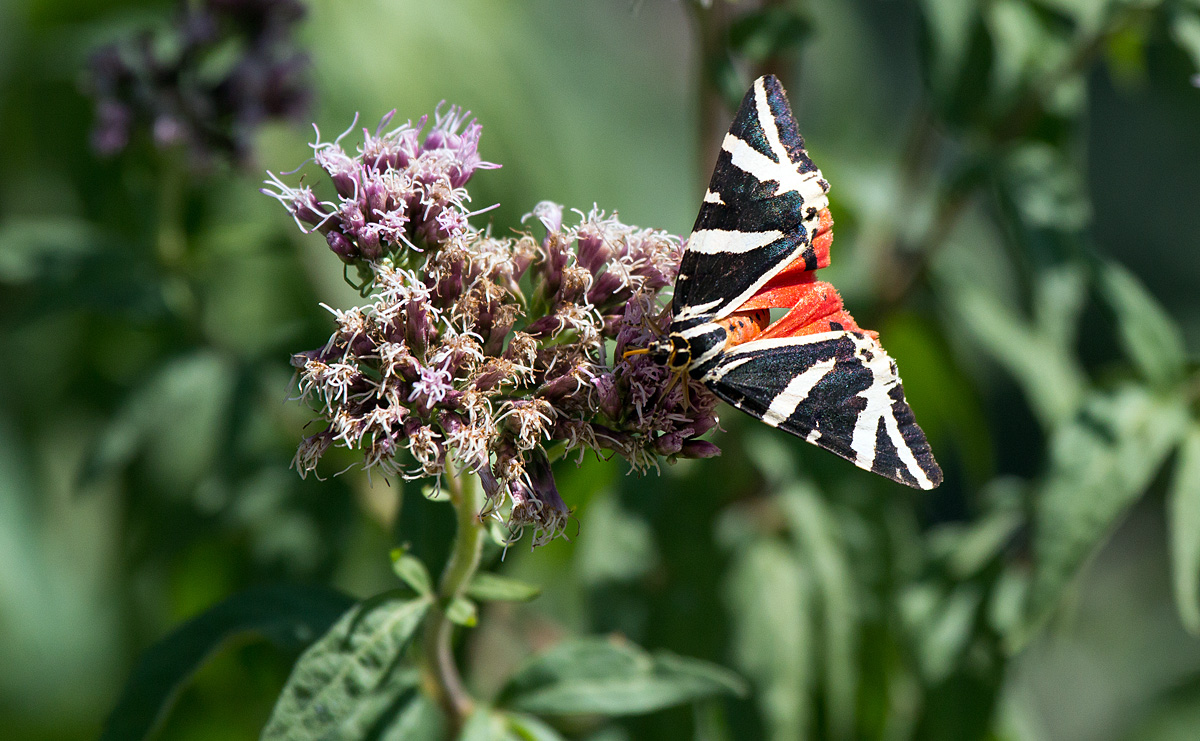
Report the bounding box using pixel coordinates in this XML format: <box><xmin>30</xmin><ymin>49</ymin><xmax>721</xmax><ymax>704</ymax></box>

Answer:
<box><xmin>271</xmin><ymin>106</ymin><xmax>719</xmax><ymax>544</ymax></box>
<box><xmin>85</xmin><ymin>0</ymin><xmax>311</xmax><ymax>164</ymax></box>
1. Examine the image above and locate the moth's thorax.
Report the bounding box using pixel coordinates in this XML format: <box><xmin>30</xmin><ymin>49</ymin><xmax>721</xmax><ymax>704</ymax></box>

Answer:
<box><xmin>661</xmin><ymin>309</ymin><xmax>772</xmax><ymax>378</ymax></box>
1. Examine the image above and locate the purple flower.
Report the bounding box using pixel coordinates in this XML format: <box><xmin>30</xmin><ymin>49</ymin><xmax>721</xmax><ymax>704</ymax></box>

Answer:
<box><xmin>506</xmin><ymin>450</ymin><xmax>571</xmax><ymax>547</ymax></box>
<box><xmin>264</xmin><ymin>109</ymin><xmax>499</xmax><ymax>266</ymax></box>
<box><xmin>408</xmin><ymin>362</ymin><xmax>454</xmax><ymax>412</ymax></box>
<box><xmin>273</xmin><ymin>104</ymin><xmax>718</xmax><ymax>546</ymax></box>
<box><xmin>423</xmin><ymin>104</ymin><xmax>500</xmax><ymax>188</ymax></box>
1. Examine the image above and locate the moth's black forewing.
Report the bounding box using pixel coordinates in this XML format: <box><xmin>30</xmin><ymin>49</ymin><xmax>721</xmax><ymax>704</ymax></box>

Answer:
<box><xmin>672</xmin><ymin>76</ymin><xmax>828</xmax><ymax>322</ymax></box>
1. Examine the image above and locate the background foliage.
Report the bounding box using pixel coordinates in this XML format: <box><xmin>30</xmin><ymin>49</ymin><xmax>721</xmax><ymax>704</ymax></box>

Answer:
<box><xmin>2</xmin><ymin>0</ymin><xmax>1200</xmax><ymax>739</ymax></box>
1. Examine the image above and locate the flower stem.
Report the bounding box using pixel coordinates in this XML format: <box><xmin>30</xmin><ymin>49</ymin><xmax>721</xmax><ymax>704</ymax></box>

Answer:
<box><xmin>156</xmin><ymin>155</ymin><xmax>186</xmax><ymax>268</ymax></box>
<box><xmin>422</xmin><ymin>468</ymin><xmax>485</xmax><ymax>729</ymax></box>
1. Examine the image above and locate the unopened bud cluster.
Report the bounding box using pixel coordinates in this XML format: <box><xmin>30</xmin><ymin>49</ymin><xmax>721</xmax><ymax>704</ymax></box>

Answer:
<box><xmin>86</xmin><ymin>0</ymin><xmax>311</xmax><ymax>164</ymax></box>
<box><xmin>267</xmin><ymin>106</ymin><xmax>719</xmax><ymax>544</ymax></box>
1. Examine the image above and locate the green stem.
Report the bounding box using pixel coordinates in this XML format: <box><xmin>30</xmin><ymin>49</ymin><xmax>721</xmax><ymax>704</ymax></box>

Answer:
<box><xmin>156</xmin><ymin>156</ymin><xmax>186</xmax><ymax>268</ymax></box>
<box><xmin>422</xmin><ymin>468</ymin><xmax>485</xmax><ymax>729</ymax></box>
<box><xmin>690</xmin><ymin>0</ymin><xmax>734</xmax><ymax>191</ymax></box>
<box><xmin>155</xmin><ymin>154</ymin><xmax>199</xmax><ymax>322</ymax></box>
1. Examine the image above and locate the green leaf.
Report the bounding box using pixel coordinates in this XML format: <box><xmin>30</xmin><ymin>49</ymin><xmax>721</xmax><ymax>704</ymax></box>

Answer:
<box><xmin>79</xmin><ymin>352</ymin><xmax>237</xmax><ymax>492</ymax></box>
<box><xmin>447</xmin><ymin>596</ymin><xmax>478</xmax><ymax>627</ymax></box>
<box><xmin>723</xmin><ymin>539</ymin><xmax>813</xmax><ymax>741</ymax></box>
<box><xmin>499</xmin><ymin>637</ymin><xmax>746</xmax><ymax>717</ymax></box>
<box><xmin>917</xmin><ymin>0</ymin><xmax>982</xmax><ymax>98</ymax></box>
<box><xmin>900</xmin><ymin>583</ymin><xmax>982</xmax><ymax>682</ymax></box>
<box><xmin>1172</xmin><ymin>10</ymin><xmax>1200</xmax><ymax>72</ymax></box>
<box><xmin>988</xmin><ymin>1</ymin><xmax>1081</xmax><ymax>112</ymax></box>
<box><xmin>459</xmin><ymin>707</ymin><xmax>515</xmax><ymax>741</ymax></box>
<box><xmin>946</xmin><ymin>508</ymin><xmax>1023</xmax><ymax>579</ymax></box>
<box><xmin>466</xmin><ymin>572</ymin><xmax>542</xmax><ymax>603</ymax></box>
<box><xmin>1097</xmin><ymin>261</ymin><xmax>1187</xmax><ymax>388</ymax></box>
<box><xmin>577</xmin><ymin>493</ymin><xmax>658</xmax><ymax>584</ymax></box>
<box><xmin>988</xmin><ymin>568</ymin><xmax>1029</xmax><ymax>638</ymax></box>
<box><xmin>953</xmin><ymin>265</ymin><xmax>1087</xmax><ymax>428</ymax></box>
<box><xmin>1003</xmin><ymin>143</ymin><xmax>1092</xmax><ymax>232</ymax></box>
<box><xmin>505</xmin><ymin>712</ymin><xmax>566</xmax><ymax>741</ymax></box>
<box><xmin>727</xmin><ymin>7</ymin><xmax>812</xmax><ymax>62</ymax></box>
<box><xmin>0</xmin><ymin>219</ymin><xmax>104</xmax><ymax>284</ymax></box>
<box><xmin>460</xmin><ymin>708</ymin><xmax>566</xmax><ymax>741</ymax></box>
<box><xmin>376</xmin><ymin>693</ymin><xmax>445</xmax><ymax>741</ymax></box>
<box><xmin>391</xmin><ymin>548</ymin><xmax>433</xmax><ymax>596</ymax></box>
<box><xmin>1018</xmin><ymin>386</ymin><xmax>1190</xmax><ymax>647</ymax></box>
<box><xmin>1119</xmin><ymin>676</ymin><xmax>1200</xmax><ymax>741</ymax></box>
<box><xmin>261</xmin><ymin>593</ymin><xmax>431</xmax><ymax>740</ymax></box>
<box><xmin>1169</xmin><ymin>426</ymin><xmax>1200</xmax><ymax>634</ymax></box>
<box><xmin>778</xmin><ymin>485</ymin><xmax>859</xmax><ymax>739</ymax></box>
<box><xmin>1027</xmin><ymin>0</ymin><xmax>1111</xmax><ymax>34</ymax></box>
<box><xmin>929</xmin><ymin>479</ymin><xmax>1024</xmax><ymax>579</ymax></box>
<box><xmin>100</xmin><ymin>584</ymin><xmax>353</xmax><ymax>741</ymax></box>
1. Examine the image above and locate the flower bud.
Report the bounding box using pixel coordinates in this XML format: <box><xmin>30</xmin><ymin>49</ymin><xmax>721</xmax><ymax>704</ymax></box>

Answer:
<box><xmin>407</xmin><ymin>362</ymin><xmax>453</xmax><ymax>413</ymax></box>
<box><xmin>358</xmin><ymin>224</ymin><xmax>382</xmax><ymax>260</ymax></box>
<box><xmin>586</xmin><ymin>270</ymin><xmax>626</xmax><ymax>308</ymax></box>
<box><xmin>406</xmin><ymin>298</ymin><xmax>435</xmax><ymax>356</ymax></box>
<box><xmin>433</xmin><ymin>252</ymin><xmax>466</xmax><ymax>308</ymax></box>
<box><xmin>538</xmin><ymin>372</ymin><xmax>582</xmax><ymax>405</ymax></box>
<box><xmin>326</xmin><ymin>230</ymin><xmax>356</xmax><ymax>261</ymax></box>
<box><xmin>556</xmin><ymin>266</ymin><xmax>592</xmax><ymax>306</ymax></box>
<box><xmin>591</xmin><ymin>373</ymin><xmax>622</xmax><ymax>421</ymax></box>
<box><xmin>511</xmin><ymin>237</ymin><xmax>537</xmax><ymax>281</ymax></box>
<box><xmin>91</xmin><ymin>99</ymin><xmax>133</xmax><ymax>155</ymax></box>
<box><xmin>653</xmin><ymin>432</ymin><xmax>685</xmax><ymax>457</ymax></box>
<box><xmin>575</xmin><ymin>229</ymin><xmax>612</xmax><ymax>274</ymax></box>
<box><xmin>524</xmin><ymin>313</ymin><xmax>566</xmax><ymax>339</ymax></box>
<box><xmin>482</xmin><ymin>304</ymin><xmax>519</xmax><ymax>357</ymax></box>
<box><xmin>508</xmin><ymin>449</ymin><xmax>570</xmax><ymax>546</ymax></box>
<box><xmin>292</xmin><ymin>429</ymin><xmax>333</xmax><ymax>478</ymax></box>
<box><xmin>318</xmin><ymin>147</ymin><xmax>360</xmax><ymax>199</ymax></box>
<box><xmin>678</xmin><ymin>439</ymin><xmax>721</xmax><ymax>459</ymax></box>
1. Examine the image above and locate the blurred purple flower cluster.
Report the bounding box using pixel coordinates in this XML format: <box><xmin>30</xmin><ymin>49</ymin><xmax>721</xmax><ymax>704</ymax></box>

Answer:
<box><xmin>270</xmin><ymin>107</ymin><xmax>719</xmax><ymax>545</ymax></box>
<box><xmin>86</xmin><ymin>0</ymin><xmax>311</xmax><ymax>164</ymax></box>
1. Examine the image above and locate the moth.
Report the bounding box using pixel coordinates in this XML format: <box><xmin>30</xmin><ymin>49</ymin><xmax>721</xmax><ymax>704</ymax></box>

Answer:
<box><xmin>630</xmin><ymin>75</ymin><xmax>942</xmax><ymax>489</ymax></box>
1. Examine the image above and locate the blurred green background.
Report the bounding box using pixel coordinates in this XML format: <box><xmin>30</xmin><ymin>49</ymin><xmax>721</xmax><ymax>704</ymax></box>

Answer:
<box><xmin>3</xmin><ymin>0</ymin><xmax>1200</xmax><ymax>739</ymax></box>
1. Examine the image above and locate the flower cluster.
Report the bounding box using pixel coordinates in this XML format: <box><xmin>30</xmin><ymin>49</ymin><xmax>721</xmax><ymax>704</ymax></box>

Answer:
<box><xmin>86</xmin><ymin>0</ymin><xmax>311</xmax><ymax>164</ymax></box>
<box><xmin>268</xmin><ymin>107</ymin><xmax>719</xmax><ymax>545</ymax></box>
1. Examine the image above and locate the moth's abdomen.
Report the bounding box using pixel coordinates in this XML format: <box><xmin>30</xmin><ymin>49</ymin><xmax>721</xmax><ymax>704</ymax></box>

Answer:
<box><xmin>717</xmin><ymin>309</ymin><xmax>771</xmax><ymax>350</ymax></box>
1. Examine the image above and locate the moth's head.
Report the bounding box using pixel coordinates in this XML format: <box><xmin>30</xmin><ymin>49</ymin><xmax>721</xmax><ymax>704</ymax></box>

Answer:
<box><xmin>655</xmin><ymin>334</ymin><xmax>692</xmax><ymax>371</ymax></box>
<box><xmin>626</xmin><ymin>335</ymin><xmax>691</xmax><ymax>371</ymax></box>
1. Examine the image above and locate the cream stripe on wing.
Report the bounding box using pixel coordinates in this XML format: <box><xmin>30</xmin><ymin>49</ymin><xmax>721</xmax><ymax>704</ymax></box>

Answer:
<box><xmin>885</xmin><ymin>402</ymin><xmax>934</xmax><ymax>490</ymax></box>
<box><xmin>686</xmin><ymin>227</ymin><xmax>785</xmax><ymax>255</ymax></box>
<box><xmin>754</xmin><ymin>77</ymin><xmax>793</xmax><ymax>167</ymax></box>
<box><xmin>846</xmin><ymin>335</ymin><xmax>933</xmax><ymax>489</ymax></box>
<box><xmin>761</xmin><ymin>358</ymin><xmax>837</xmax><ymax>427</ymax></box>
<box><xmin>722</xmin><ymin>134</ymin><xmax>828</xmax><ymax>204</ymax></box>
<box><xmin>672</xmin><ymin>298</ymin><xmax>722</xmax><ymax>322</ymax></box>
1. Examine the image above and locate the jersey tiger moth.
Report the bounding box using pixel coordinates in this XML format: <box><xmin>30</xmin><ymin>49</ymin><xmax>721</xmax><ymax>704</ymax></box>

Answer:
<box><xmin>630</xmin><ymin>75</ymin><xmax>942</xmax><ymax>490</ymax></box>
